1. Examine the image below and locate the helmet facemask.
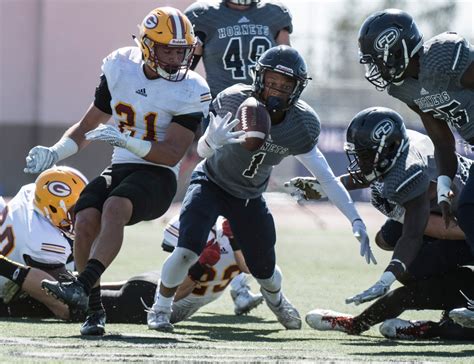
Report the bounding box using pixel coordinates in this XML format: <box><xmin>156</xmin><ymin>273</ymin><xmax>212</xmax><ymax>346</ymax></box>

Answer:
<box><xmin>227</xmin><ymin>0</ymin><xmax>260</xmax><ymax>5</ymax></box>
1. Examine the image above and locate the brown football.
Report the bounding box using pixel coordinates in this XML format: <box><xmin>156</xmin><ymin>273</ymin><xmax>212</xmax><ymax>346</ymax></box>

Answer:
<box><xmin>235</xmin><ymin>97</ymin><xmax>271</xmax><ymax>151</ymax></box>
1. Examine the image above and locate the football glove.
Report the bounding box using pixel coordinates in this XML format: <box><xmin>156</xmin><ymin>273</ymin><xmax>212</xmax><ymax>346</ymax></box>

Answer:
<box><xmin>345</xmin><ymin>271</ymin><xmax>395</xmax><ymax>305</ymax></box>
<box><xmin>24</xmin><ymin>146</ymin><xmax>58</xmax><ymax>173</ymax></box>
<box><xmin>85</xmin><ymin>124</ymin><xmax>151</xmax><ymax>157</ymax></box>
<box><xmin>284</xmin><ymin>177</ymin><xmax>327</xmax><ymax>201</ymax></box>
<box><xmin>352</xmin><ymin>219</ymin><xmax>377</xmax><ymax>265</ymax></box>
<box><xmin>198</xmin><ymin>241</ymin><xmax>221</xmax><ymax>267</ymax></box>
<box><xmin>204</xmin><ymin>112</ymin><xmax>245</xmax><ymax>150</ymax></box>
<box><xmin>221</xmin><ymin>219</ymin><xmax>234</xmax><ymax>239</ymax></box>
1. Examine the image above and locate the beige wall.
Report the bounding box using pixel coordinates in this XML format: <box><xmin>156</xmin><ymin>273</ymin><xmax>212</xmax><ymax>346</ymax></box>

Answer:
<box><xmin>1</xmin><ymin>0</ymin><xmax>193</xmax><ymax>125</ymax></box>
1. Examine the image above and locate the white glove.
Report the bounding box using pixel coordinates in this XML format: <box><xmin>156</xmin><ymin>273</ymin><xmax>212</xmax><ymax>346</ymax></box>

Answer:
<box><xmin>352</xmin><ymin>219</ymin><xmax>377</xmax><ymax>265</ymax></box>
<box><xmin>345</xmin><ymin>271</ymin><xmax>395</xmax><ymax>305</ymax></box>
<box><xmin>85</xmin><ymin>124</ymin><xmax>151</xmax><ymax>157</ymax></box>
<box><xmin>284</xmin><ymin>177</ymin><xmax>327</xmax><ymax>201</ymax></box>
<box><xmin>204</xmin><ymin>112</ymin><xmax>245</xmax><ymax>150</ymax></box>
<box><xmin>85</xmin><ymin>124</ymin><xmax>128</xmax><ymax>147</ymax></box>
<box><xmin>24</xmin><ymin>146</ymin><xmax>58</xmax><ymax>173</ymax></box>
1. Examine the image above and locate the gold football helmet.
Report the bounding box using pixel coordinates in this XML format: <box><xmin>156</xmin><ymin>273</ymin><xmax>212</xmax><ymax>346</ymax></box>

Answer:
<box><xmin>34</xmin><ymin>166</ymin><xmax>88</xmax><ymax>236</ymax></box>
<box><xmin>135</xmin><ymin>7</ymin><xmax>196</xmax><ymax>81</ymax></box>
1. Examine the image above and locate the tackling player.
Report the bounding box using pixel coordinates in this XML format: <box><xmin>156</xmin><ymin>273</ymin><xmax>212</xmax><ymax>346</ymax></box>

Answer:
<box><xmin>357</xmin><ymin>8</ymin><xmax>474</xmax><ymax>326</ymax></box>
<box><xmin>147</xmin><ymin>45</ymin><xmax>374</xmax><ymax>332</ymax></box>
<box><xmin>287</xmin><ymin>107</ymin><xmax>474</xmax><ymax>304</ymax></box>
<box><xmin>24</xmin><ymin>7</ymin><xmax>211</xmax><ymax>336</ymax></box>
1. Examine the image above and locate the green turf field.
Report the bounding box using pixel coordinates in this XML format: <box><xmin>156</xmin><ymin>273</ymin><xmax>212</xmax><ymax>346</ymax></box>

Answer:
<box><xmin>1</xmin><ymin>200</ymin><xmax>473</xmax><ymax>363</ymax></box>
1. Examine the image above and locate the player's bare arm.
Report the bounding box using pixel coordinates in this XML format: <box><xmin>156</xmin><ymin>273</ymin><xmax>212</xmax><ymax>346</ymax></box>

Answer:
<box><xmin>275</xmin><ymin>29</ymin><xmax>290</xmax><ymax>46</ymax></box>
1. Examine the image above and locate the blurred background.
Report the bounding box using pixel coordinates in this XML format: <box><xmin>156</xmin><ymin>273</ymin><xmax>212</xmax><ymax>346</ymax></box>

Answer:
<box><xmin>1</xmin><ymin>0</ymin><xmax>473</xmax><ymax>199</ymax></box>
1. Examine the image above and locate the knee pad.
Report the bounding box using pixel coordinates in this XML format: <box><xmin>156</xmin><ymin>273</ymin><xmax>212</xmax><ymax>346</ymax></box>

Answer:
<box><xmin>256</xmin><ymin>265</ymin><xmax>282</xmax><ymax>292</ymax></box>
<box><xmin>160</xmin><ymin>247</ymin><xmax>199</xmax><ymax>288</ymax></box>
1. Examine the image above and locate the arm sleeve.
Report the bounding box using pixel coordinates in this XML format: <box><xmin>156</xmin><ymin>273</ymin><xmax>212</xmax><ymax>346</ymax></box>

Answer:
<box><xmin>171</xmin><ymin>112</ymin><xmax>203</xmax><ymax>133</ymax></box>
<box><xmin>295</xmin><ymin>146</ymin><xmax>361</xmax><ymax>223</ymax></box>
<box><xmin>93</xmin><ymin>74</ymin><xmax>112</xmax><ymax>115</ymax></box>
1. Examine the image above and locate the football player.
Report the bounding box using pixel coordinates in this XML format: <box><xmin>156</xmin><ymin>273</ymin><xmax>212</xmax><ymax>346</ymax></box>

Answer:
<box><xmin>147</xmin><ymin>45</ymin><xmax>374</xmax><ymax>332</ymax></box>
<box><xmin>0</xmin><ymin>167</ymin><xmax>87</xmax><ymax>320</ymax></box>
<box><xmin>184</xmin><ymin>0</ymin><xmax>293</xmax><ymax>310</ymax></box>
<box><xmin>0</xmin><ymin>215</ymin><xmax>263</xmax><ymax>325</ymax></box>
<box><xmin>185</xmin><ymin>0</ymin><xmax>292</xmax><ymax>99</ymax></box>
<box><xmin>24</xmin><ymin>7</ymin><xmax>211</xmax><ymax>336</ymax></box>
<box><xmin>287</xmin><ymin>107</ymin><xmax>474</xmax><ymax>304</ymax></box>
<box><xmin>357</xmin><ymin>8</ymin><xmax>474</xmax><ymax>326</ymax></box>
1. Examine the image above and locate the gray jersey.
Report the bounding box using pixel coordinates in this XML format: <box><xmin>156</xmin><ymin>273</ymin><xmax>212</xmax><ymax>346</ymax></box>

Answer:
<box><xmin>388</xmin><ymin>32</ymin><xmax>474</xmax><ymax>141</ymax></box>
<box><xmin>199</xmin><ymin>84</ymin><xmax>320</xmax><ymax>199</ymax></box>
<box><xmin>371</xmin><ymin>130</ymin><xmax>472</xmax><ymax>219</ymax></box>
<box><xmin>185</xmin><ymin>0</ymin><xmax>292</xmax><ymax>97</ymax></box>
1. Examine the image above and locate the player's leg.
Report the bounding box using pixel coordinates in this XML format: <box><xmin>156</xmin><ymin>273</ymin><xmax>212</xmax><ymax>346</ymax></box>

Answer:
<box><xmin>451</xmin><ymin>167</ymin><xmax>474</xmax><ymax>327</ymax></box>
<box><xmin>41</xmin><ymin>168</ymin><xmax>110</xmax><ymax>312</ymax></box>
<box><xmin>148</xmin><ymin>172</ymin><xmax>221</xmax><ymax>331</ymax></box>
<box><xmin>229</xmin><ymin>198</ymin><xmax>301</xmax><ymax>329</ymax></box>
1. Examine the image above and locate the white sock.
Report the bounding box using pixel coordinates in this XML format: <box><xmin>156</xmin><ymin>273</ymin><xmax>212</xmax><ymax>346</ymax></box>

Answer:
<box><xmin>230</xmin><ymin>272</ymin><xmax>251</xmax><ymax>291</ymax></box>
<box><xmin>152</xmin><ymin>293</ymin><xmax>174</xmax><ymax>313</ymax></box>
<box><xmin>256</xmin><ymin>266</ymin><xmax>282</xmax><ymax>306</ymax></box>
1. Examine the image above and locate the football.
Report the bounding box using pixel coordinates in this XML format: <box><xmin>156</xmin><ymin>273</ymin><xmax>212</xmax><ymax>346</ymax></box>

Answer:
<box><xmin>235</xmin><ymin>97</ymin><xmax>271</xmax><ymax>151</ymax></box>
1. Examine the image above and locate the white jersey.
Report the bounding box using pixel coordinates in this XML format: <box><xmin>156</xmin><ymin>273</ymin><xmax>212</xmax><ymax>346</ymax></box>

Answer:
<box><xmin>102</xmin><ymin>47</ymin><xmax>211</xmax><ymax>176</ymax></box>
<box><xmin>162</xmin><ymin>216</ymin><xmax>241</xmax><ymax>310</ymax></box>
<box><xmin>0</xmin><ymin>185</ymin><xmax>71</xmax><ymax>298</ymax></box>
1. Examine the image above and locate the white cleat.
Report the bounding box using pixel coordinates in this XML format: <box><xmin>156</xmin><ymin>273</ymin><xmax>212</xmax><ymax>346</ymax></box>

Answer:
<box><xmin>305</xmin><ymin>309</ymin><xmax>355</xmax><ymax>333</ymax></box>
<box><xmin>261</xmin><ymin>289</ymin><xmax>301</xmax><ymax>330</ymax></box>
<box><xmin>231</xmin><ymin>287</ymin><xmax>264</xmax><ymax>316</ymax></box>
<box><xmin>147</xmin><ymin>308</ymin><xmax>174</xmax><ymax>332</ymax></box>
<box><xmin>379</xmin><ymin>318</ymin><xmax>431</xmax><ymax>339</ymax></box>
<box><xmin>449</xmin><ymin>308</ymin><xmax>474</xmax><ymax>329</ymax></box>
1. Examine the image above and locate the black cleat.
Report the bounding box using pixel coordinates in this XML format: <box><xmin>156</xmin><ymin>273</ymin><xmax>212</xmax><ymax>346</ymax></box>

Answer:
<box><xmin>80</xmin><ymin>309</ymin><xmax>106</xmax><ymax>336</ymax></box>
<box><xmin>42</xmin><ymin>277</ymin><xmax>89</xmax><ymax>312</ymax></box>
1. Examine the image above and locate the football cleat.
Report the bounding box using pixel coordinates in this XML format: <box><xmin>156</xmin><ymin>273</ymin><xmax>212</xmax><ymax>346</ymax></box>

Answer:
<box><xmin>170</xmin><ymin>299</ymin><xmax>200</xmax><ymax>324</ymax></box>
<box><xmin>80</xmin><ymin>309</ymin><xmax>106</xmax><ymax>336</ymax></box>
<box><xmin>41</xmin><ymin>277</ymin><xmax>88</xmax><ymax>312</ymax></box>
<box><xmin>261</xmin><ymin>288</ymin><xmax>301</xmax><ymax>330</ymax></box>
<box><xmin>305</xmin><ymin>309</ymin><xmax>356</xmax><ymax>333</ymax></box>
<box><xmin>379</xmin><ymin>318</ymin><xmax>432</xmax><ymax>339</ymax></box>
<box><xmin>449</xmin><ymin>308</ymin><xmax>474</xmax><ymax>329</ymax></box>
<box><xmin>146</xmin><ymin>307</ymin><xmax>174</xmax><ymax>332</ymax></box>
<box><xmin>231</xmin><ymin>287</ymin><xmax>264</xmax><ymax>316</ymax></box>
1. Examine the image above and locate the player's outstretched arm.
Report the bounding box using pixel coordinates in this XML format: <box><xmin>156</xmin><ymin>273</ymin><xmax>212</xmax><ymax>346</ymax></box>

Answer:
<box><xmin>295</xmin><ymin>146</ymin><xmax>376</xmax><ymax>265</ymax></box>
<box><xmin>24</xmin><ymin>103</ymin><xmax>111</xmax><ymax>174</ymax></box>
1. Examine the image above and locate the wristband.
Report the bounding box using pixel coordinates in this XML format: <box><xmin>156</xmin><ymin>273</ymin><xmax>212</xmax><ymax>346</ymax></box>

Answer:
<box><xmin>51</xmin><ymin>137</ymin><xmax>79</xmax><ymax>161</ymax></box>
<box><xmin>126</xmin><ymin>137</ymin><xmax>152</xmax><ymax>158</ymax></box>
<box><xmin>188</xmin><ymin>262</ymin><xmax>206</xmax><ymax>281</ymax></box>
<box><xmin>197</xmin><ymin>136</ymin><xmax>215</xmax><ymax>158</ymax></box>
<box><xmin>437</xmin><ymin>175</ymin><xmax>452</xmax><ymax>204</ymax></box>
<box><xmin>379</xmin><ymin>271</ymin><xmax>396</xmax><ymax>286</ymax></box>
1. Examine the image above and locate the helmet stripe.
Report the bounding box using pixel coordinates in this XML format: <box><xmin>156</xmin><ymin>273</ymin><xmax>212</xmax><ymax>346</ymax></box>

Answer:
<box><xmin>169</xmin><ymin>11</ymin><xmax>184</xmax><ymax>39</ymax></box>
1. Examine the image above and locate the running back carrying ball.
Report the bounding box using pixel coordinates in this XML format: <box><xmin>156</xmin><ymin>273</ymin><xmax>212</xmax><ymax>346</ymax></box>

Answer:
<box><xmin>235</xmin><ymin>97</ymin><xmax>271</xmax><ymax>151</ymax></box>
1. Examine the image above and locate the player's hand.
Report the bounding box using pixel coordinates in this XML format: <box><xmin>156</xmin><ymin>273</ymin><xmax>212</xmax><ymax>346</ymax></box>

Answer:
<box><xmin>437</xmin><ymin>175</ymin><xmax>456</xmax><ymax>229</ymax></box>
<box><xmin>352</xmin><ymin>219</ymin><xmax>376</xmax><ymax>265</ymax></box>
<box><xmin>24</xmin><ymin>146</ymin><xmax>59</xmax><ymax>173</ymax></box>
<box><xmin>345</xmin><ymin>272</ymin><xmax>395</xmax><ymax>305</ymax></box>
<box><xmin>85</xmin><ymin>124</ymin><xmax>128</xmax><ymax>148</ymax></box>
<box><xmin>198</xmin><ymin>241</ymin><xmax>221</xmax><ymax>266</ymax></box>
<box><xmin>205</xmin><ymin>112</ymin><xmax>245</xmax><ymax>150</ymax></box>
<box><xmin>284</xmin><ymin>177</ymin><xmax>327</xmax><ymax>201</ymax></box>
<box><xmin>221</xmin><ymin>219</ymin><xmax>234</xmax><ymax>239</ymax></box>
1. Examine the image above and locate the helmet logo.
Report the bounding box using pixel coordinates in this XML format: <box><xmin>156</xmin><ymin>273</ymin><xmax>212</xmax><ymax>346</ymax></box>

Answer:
<box><xmin>144</xmin><ymin>14</ymin><xmax>159</xmax><ymax>29</ymax></box>
<box><xmin>374</xmin><ymin>28</ymin><xmax>400</xmax><ymax>52</ymax></box>
<box><xmin>47</xmin><ymin>181</ymin><xmax>71</xmax><ymax>197</ymax></box>
<box><xmin>275</xmin><ymin>65</ymin><xmax>294</xmax><ymax>75</ymax></box>
<box><xmin>371</xmin><ymin>119</ymin><xmax>394</xmax><ymax>141</ymax></box>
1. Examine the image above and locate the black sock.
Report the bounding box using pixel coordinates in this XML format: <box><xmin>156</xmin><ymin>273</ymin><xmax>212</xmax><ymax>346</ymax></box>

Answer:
<box><xmin>88</xmin><ymin>286</ymin><xmax>104</xmax><ymax>312</ymax></box>
<box><xmin>78</xmin><ymin>259</ymin><xmax>106</xmax><ymax>295</ymax></box>
<box><xmin>0</xmin><ymin>255</ymin><xmax>30</xmax><ymax>286</ymax></box>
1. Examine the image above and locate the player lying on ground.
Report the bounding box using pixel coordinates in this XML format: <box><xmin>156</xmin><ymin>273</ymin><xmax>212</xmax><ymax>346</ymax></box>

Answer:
<box><xmin>0</xmin><ymin>167</ymin><xmax>87</xmax><ymax>320</ymax></box>
<box><xmin>305</xmin><ymin>219</ymin><xmax>474</xmax><ymax>340</ymax></box>
<box><xmin>0</xmin><ymin>214</ymin><xmax>262</xmax><ymax>324</ymax></box>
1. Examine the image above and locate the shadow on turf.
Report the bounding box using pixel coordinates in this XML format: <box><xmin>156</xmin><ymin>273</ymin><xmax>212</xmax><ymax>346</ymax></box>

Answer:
<box><xmin>342</xmin><ymin>337</ymin><xmax>474</xmax><ymax>358</ymax></box>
